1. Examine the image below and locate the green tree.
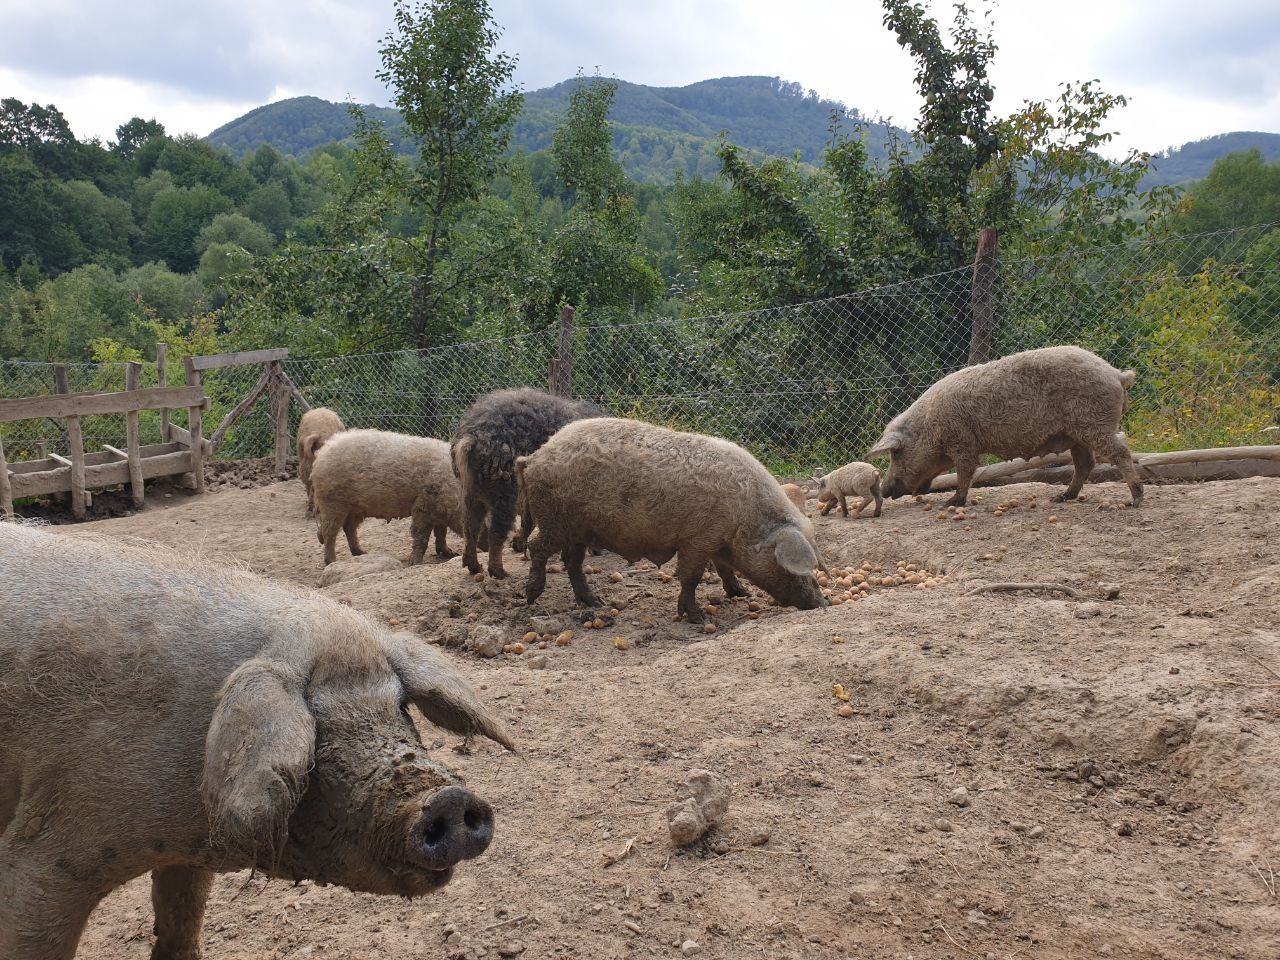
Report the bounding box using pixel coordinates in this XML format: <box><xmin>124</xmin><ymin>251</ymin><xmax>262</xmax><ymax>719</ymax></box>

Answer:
<box><xmin>552</xmin><ymin>75</ymin><xmax>625</xmax><ymax>210</ymax></box>
<box><xmin>195</xmin><ymin>212</ymin><xmax>274</xmax><ymax>257</ymax></box>
<box><xmin>375</xmin><ymin>0</ymin><xmax>523</xmax><ymax>346</ymax></box>
<box><xmin>112</xmin><ymin>117</ymin><xmax>165</xmax><ymax>161</ymax></box>
<box><xmin>141</xmin><ymin>185</ymin><xmax>233</xmax><ymax>271</ymax></box>
<box><xmin>1175</xmin><ymin>149</ymin><xmax>1280</xmax><ymax>233</ymax></box>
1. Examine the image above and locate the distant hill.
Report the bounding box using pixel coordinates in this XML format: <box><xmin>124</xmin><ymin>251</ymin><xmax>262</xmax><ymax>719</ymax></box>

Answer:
<box><xmin>1142</xmin><ymin>132</ymin><xmax>1280</xmax><ymax>188</ymax></box>
<box><xmin>205</xmin><ymin>76</ymin><xmax>907</xmax><ymax>183</ymax></box>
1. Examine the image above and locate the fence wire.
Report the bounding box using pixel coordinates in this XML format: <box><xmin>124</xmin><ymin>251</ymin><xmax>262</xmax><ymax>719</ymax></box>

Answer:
<box><xmin>3</xmin><ymin>223</ymin><xmax>1278</xmax><ymax>478</ymax></box>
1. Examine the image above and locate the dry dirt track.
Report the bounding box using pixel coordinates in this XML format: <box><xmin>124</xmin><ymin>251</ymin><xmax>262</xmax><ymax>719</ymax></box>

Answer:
<box><xmin>46</xmin><ymin>473</ymin><xmax>1280</xmax><ymax>960</ymax></box>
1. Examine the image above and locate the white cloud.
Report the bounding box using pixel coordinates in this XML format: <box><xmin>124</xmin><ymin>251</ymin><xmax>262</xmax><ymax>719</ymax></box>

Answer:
<box><xmin>0</xmin><ymin>0</ymin><xmax>1276</xmax><ymax>153</ymax></box>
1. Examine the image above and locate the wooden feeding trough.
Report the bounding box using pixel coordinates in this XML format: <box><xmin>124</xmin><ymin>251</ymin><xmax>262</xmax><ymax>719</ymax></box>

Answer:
<box><xmin>0</xmin><ymin>346</ymin><xmax>311</xmax><ymax>520</ymax></box>
<box><xmin>0</xmin><ymin>363</ymin><xmax>207</xmax><ymax>520</ymax></box>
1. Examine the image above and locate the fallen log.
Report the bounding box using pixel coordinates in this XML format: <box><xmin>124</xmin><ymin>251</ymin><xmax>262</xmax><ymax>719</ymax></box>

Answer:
<box><xmin>930</xmin><ymin>445</ymin><xmax>1280</xmax><ymax>492</ymax></box>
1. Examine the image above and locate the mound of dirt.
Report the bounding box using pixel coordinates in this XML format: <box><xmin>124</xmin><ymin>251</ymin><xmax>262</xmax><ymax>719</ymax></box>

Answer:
<box><xmin>48</xmin><ymin>473</ymin><xmax>1280</xmax><ymax>959</ymax></box>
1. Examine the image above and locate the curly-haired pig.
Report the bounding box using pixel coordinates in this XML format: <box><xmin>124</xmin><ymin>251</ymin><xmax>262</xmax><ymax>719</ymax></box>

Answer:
<box><xmin>311</xmin><ymin>428</ymin><xmax>464</xmax><ymax>566</ymax></box>
<box><xmin>814</xmin><ymin>462</ymin><xmax>882</xmax><ymax>518</ymax></box>
<box><xmin>296</xmin><ymin>406</ymin><xmax>346</xmax><ymax>516</ymax></box>
<box><xmin>451</xmin><ymin>387</ymin><xmax>609</xmax><ymax>580</ymax></box>
<box><xmin>0</xmin><ymin>521</ymin><xmax>512</xmax><ymax>960</ymax></box>
<box><xmin>517</xmin><ymin>417</ymin><xmax>829</xmax><ymax>623</ymax></box>
<box><xmin>868</xmin><ymin>345</ymin><xmax>1143</xmax><ymax>507</ymax></box>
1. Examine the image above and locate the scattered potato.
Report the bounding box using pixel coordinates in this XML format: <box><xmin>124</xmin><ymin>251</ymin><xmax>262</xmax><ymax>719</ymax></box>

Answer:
<box><xmin>837</xmin><ymin>704</ymin><xmax>855</xmax><ymax>718</ymax></box>
<box><xmin>555</xmin><ymin>630</ymin><xmax>574</xmax><ymax>646</ymax></box>
<box><xmin>612</xmin><ymin>636</ymin><xmax>630</xmax><ymax>651</ymax></box>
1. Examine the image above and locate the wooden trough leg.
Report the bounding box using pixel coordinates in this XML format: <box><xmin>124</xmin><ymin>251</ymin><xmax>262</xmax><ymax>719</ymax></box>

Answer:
<box><xmin>125</xmin><ymin>360</ymin><xmax>145</xmax><ymax>509</ymax></box>
<box><xmin>0</xmin><ymin>436</ymin><xmax>13</xmax><ymax>520</ymax></box>
<box><xmin>66</xmin><ymin>413</ymin><xmax>86</xmax><ymax>519</ymax></box>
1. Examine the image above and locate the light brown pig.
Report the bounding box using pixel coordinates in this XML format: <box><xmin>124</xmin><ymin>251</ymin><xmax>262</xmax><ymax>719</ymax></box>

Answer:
<box><xmin>0</xmin><ymin>522</ymin><xmax>511</xmax><ymax>960</ymax></box>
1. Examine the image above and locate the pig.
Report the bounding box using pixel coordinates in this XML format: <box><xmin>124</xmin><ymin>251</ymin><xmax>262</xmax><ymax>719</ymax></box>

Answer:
<box><xmin>517</xmin><ymin>418</ymin><xmax>828</xmax><ymax>623</ymax></box>
<box><xmin>779</xmin><ymin>482</ymin><xmax>808</xmax><ymax>512</ymax></box>
<box><xmin>296</xmin><ymin>407</ymin><xmax>346</xmax><ymax>516</ymax></box>
<box><xmin>813</xmin><ymin>462</ymin><xmax>882</xmax><ymax>518</ymax></box>
<box><xmin>0</xmin><ymin>521</ymin><xmax>512</xmax><ymax>960</ymax></box>
<box><xmin>293</xmin><ymin>407</ymin><xmax>345</xmax><ymax>519</ymax></box>
<box><xmin>310</xmin><ymin>428</ymin><xmax>464</xmax><ymax>566</ymax></box>
<box><xmin>451</xmin><ymin>388</ymin><xmax>609</xmax><ymax>580</ymax></box>
<box><xmin>868</xmin><ymin>346</ymin><xmax>1143</xmax><ymax>507</ymax></box>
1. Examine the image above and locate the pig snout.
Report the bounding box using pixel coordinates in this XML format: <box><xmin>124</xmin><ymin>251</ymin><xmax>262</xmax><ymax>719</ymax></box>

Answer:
<box><xmin>415</xmin><ymin>785</ymin><xmax>495</xmax><ymax>871</ymax></box>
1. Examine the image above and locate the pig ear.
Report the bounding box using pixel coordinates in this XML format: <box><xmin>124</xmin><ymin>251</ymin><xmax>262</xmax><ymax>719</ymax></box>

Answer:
<box><xmin>771</xmin><ymin>526</ymin><xmax>819</xmax><ymax>577</ymax></box>
<box><xmin>867</xmin><ymin>428</ymin><xmax>903</xmax><ymax>458</ymax></box>
<box><xmin>386</xmin><ymin>636</ymin><xmax>516</xmax><ymax>752</ymax></box>
<box><xmin>203</xmin><ymin>658</ymin><xmax>315</xmax><ymax>861</ymax></box>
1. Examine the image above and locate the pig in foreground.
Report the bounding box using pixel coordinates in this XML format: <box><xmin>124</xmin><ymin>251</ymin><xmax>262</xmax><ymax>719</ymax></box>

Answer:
<box><xmin>814</xmin><ymin>462</ymin><xmax>882</xmax><ymax>518</ymax></box>
<box><xmin>517</xmin><ymin>418</ymin><xmax>828</xmax><ymax>622</ymax></box>
<box><xmin>451</xmin><ymin>387</ymin><xmax>608</xmax><ymax>580</ymax></box>
<box><xmin>869</xmin><ymin>346</ymin><xmax>1143</xmax><ymax>507</ymax></box>
<box><xmin>311</xmin><ymin>428</ymin><xmax>463</xmax><ymax>566</ymax></box>
<box><xmin>296</xmin><ymin>407</ymin><xmax>346</xmax><ymax>516</ymax></box>
<box><xmin>0</xmin><ymin>522</ymin><xmax>512</xmax><ymax>960</ymax></box>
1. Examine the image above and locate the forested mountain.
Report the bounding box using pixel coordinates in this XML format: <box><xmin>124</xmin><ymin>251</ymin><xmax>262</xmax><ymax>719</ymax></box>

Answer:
<box><xmin>1142</xmin><ymin>132</ymin><xmax>1280</xmax><ymax>187</ymax></box>
<box><xmin>206</xmin><ymin>76</ymin><xmax>906</xmax><ymax>182</ymax></box>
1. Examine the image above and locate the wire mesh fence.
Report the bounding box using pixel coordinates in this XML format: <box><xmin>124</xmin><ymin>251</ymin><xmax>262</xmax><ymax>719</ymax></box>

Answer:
<box><xmin>3</xmin><ymin>223</ymin><xmax>1278</xmax><ymax>477</ymax></box>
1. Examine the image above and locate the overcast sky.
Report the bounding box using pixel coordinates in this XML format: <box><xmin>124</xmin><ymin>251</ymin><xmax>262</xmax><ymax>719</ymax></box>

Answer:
<box><xmin>1</xmin><ymin>0</ymin><xmax>1277</xmax><ymax>156</ymax></box>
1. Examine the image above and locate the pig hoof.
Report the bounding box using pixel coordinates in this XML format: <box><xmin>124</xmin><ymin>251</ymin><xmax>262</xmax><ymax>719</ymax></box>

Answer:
<box><xmin>437</xmin><ymin>549</ymin><xmax>458</xmax><ymax>560</ymax></box>
<box><xmin>487</xmin><ymin>566</ymin><xmax>508</xmax><ymax>580</ymax></box>
<box><xmin>1052</xmin><ymin>492</ymin><xmax>1077</xmax><ymax>503</ymax></box>
<box><xmin>510</xmin><ymin>537</ymin><xmax>525</xmax><ymax>553</ymax></box>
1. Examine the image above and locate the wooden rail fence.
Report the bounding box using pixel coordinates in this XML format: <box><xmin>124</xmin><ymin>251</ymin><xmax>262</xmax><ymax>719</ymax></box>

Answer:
<box><xmin>0</xmin><ymin>345</ymin><xmax>309</xmax><ymax>520</ymax></box>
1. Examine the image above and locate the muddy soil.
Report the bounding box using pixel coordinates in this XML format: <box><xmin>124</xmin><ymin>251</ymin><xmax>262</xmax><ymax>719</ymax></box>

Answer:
<box><xmin>36</xmin><ymin>473</ymin><xmax>1280</xmax><ymax>959</ymax></box>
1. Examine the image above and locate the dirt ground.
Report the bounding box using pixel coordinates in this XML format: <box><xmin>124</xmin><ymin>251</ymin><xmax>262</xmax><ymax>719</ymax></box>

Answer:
<box><xmin>38</xmin><ymin>471</ymin><xmax>1280</xmax><ymax>960</ymax></box>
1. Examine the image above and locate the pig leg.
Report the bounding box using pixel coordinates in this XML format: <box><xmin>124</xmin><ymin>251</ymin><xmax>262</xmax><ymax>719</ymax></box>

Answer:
<box><xmin>319</xmin><ymin>513</ymin><xmax>343</xmax><ymax>565</ymax></box>
<box><xmin>409</xmin><ymin>501</ymin><xmax>430</xmax><ymax>565</ymax></box>
<box><xmin>343</xmin><ymin>516</ymin><xmax>365</xmax><ymax>557</ymax></box>
<box><xmin>1096</xmin><ymin>434</ymin><xmax>1144</xmax><ymax>506</ymax></box>
<box><xmin>1054</xmin><ymin>445</ymin><xmax>1095</xmax><ymax>502</ymax></box>
<box><xmin>485</xmin><ymin>488</ymin><xmax>519</xmax><ymax>579</ymax></box>
<box><xmin>151</xmin><ymin>865</ymin><xmax>213</xmax><ymax>960</ymax></box>
<box><xmin>947</xmin><ymin>454</ymin><xmax>978</xmax><ymax>507</ymax></box>
<box><xmin>871</xmin><ymin>475</ymin><xmax>883</xmax><ymax>517</ymax></box>
<box><xmin>839</xmin><ymin>494</ymin><xmax>850</xmax><ymax>518</ymax></box>
<box><xmin>675</xmin><ymin>552</ymin><xmax>708</xmax><ymax>623</ymax></box>
<box><xmin>525</xmin><ymin>530</ymin><xmax>555</xmax><ymax>604</ymax></box>
<box><xmin>461</xmin><ymin>496</ymin><xmax>486</xmax><ymax>575</ymax></box>
<box><xmin>0</xmin><ymin>853</ymin><xmax>102</xmax><ymax>960</ymax></box>
<box><xmin>713</xmin><ymin>560</ymin><xmax>750</xmax><ymax>599</ymax></box>
<box><xmin>564</xmin><ymin>542</ymin><xmax>602</xmax><ymax>608</ymax></box>
<box><xmin>434</xmin><ymin>524</ymin><xmax>455</xmax><ymax>559</ymax></box>
<box><xmin>819</xmin><ymin>498</ymin><xmax>835</xmax><ymax>516</ymax></box>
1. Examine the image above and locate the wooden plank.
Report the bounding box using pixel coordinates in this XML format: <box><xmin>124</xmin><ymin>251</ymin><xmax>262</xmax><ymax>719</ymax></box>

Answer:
<box><xmin>188</xmin><ymin>347</ymin><xmax>289</xmax><ymax>372</ymax></box>
<box><xmin>103</xmin><ymin>444</ymin><xmax>128</xmax><ymax>460</ymax></box>
<box><xmin>0</xmin><ymin>385</ymin><xmax>206</xmax><ymax>422</ymax></box>
<box><xmin>208</xmin><ymin>366</ymin><xmax>271</xmax><ymax>451</ymax></box>
<box><xmin>66</xmin><ymin>412</ymin><xmax>86</xmax><ymax>519</ymax></box>
<box><xmin>0</xmin><ymin>435</ymin><xmax>13</xmax><ymax>519</ymax></box>
<box><xmin>185</xmin><ymin>358</ymin><xmax>206</xmax><ymax>494</ymax></box>
<box><xmin>48</xmin><ymin>452</ymin><xmax>72</xmax><ymax>467</ymax></box>
<box><xmin>125</xmin><ymin>360</ymin><xmax>145</xmax><ymax>508</ymax></box>
<box><xmin>167</xmin><ymin>423</ymin><xmax>213</xmax><ymax>454</ymax></box>
<box><xmin>270</xmin><ymin>361</ymin><xmax>289</xmax><ymax>472</ymax></box>
<box><xmin>156</xmin><ymin>342</ymin><xmax>171</xmax><ymax>442</ymax></box>
<box><xmin>10</xmin><ymin>449</ymin><xmax>193</xmax><ymax>499</ymax></box>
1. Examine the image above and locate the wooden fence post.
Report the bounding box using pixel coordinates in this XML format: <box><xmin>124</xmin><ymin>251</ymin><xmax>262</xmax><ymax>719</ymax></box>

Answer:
<box><xmin>124</xmin><ymin>360</ymin><xmax>145</xmax><ymax>508</ymax></box>
<box><xmin>556</xmin><ymin>304</ymin><xmax>575</xmax><ymax>397</ymax></box>
<box><xmin>184</xmin><ymin>358</ymin><xmax>206</xmax><ymax>494</ymax></box>
<box><xmin>269</xmin><ymin>360</ymin><xmax>290</xmax><ymax>473</ymax></box>
<box><xmin>0</xmin><ymin>436</ymin><xmax>13</xmax><ymax>520</ymax></box>
<box><xmin>53</xmin><ymin>364</ymin><xmax>87</xmax><ymax>518</ymax></box>
<box><xmin>967</xmin><ymin>227</ymin><xmax>999</xmax><ymax>366</ymax></box>
<box><xmin>156</xmin><ymin>342</ymin><xmax>171</xmax><ymax>441</ymax></box>
<box><xmin>547</xmin><ymin>358</ymin><xmax>559</xmax><ymax>394</ymax></box>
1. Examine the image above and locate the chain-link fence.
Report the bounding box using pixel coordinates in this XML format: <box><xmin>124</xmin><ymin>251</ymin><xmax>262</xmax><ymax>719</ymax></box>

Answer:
<box><xmin>4</xmin><ymin>223</ymin><xmax>1279</xmax><ymax>476</ymax></box>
